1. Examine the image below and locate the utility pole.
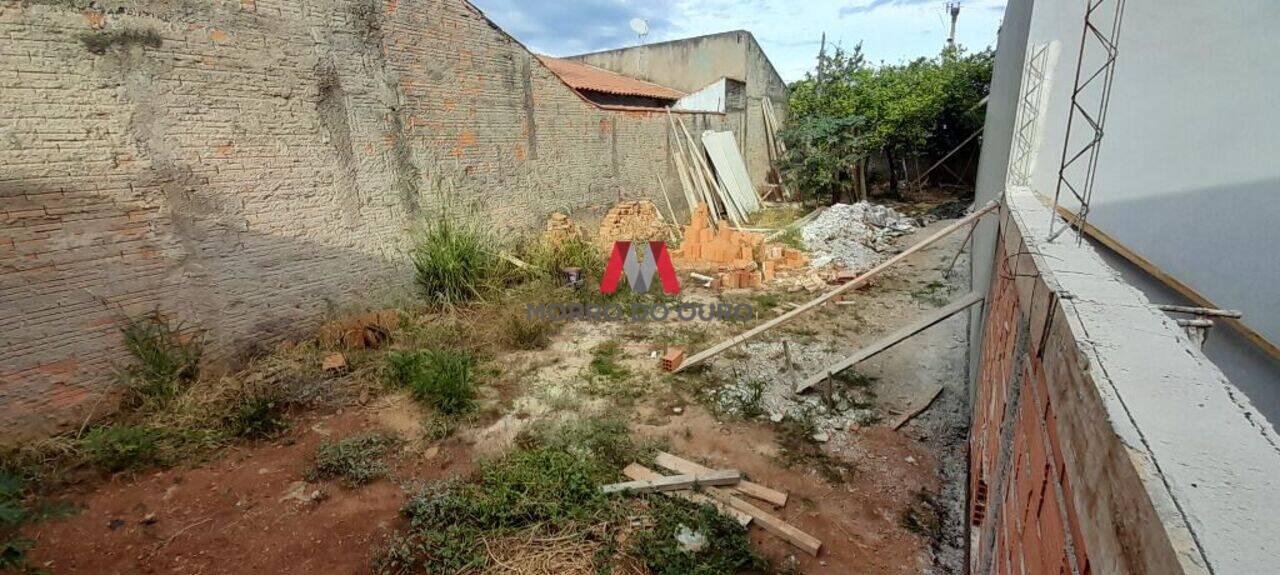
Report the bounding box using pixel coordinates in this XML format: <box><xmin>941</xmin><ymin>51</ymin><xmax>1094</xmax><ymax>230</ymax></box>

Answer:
<box><xmin>946</xmin><ymin>2</ymin><xmax>961</xmax><ymax>48</ymax></box>
<box><xmin>815</xmin><ymin>31</ymin><xmax>827</xmax><ymax>95</ymax></box>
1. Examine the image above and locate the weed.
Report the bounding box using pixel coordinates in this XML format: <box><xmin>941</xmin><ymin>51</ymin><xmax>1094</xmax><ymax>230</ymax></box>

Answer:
<box><xmin>910</xmin><ymin>280</ymin><xmax>950</xmax><ymax>307</ymax></box>
<box><xmin>0</xmin><ymin>472</ymin><xmax>30</xmax><ymax>571</ymax></box>
<box><xmin>410</xmin><ymin>216</ymin><xmax>500</xmax><ymax>307</ymax></box>
<box><xmin>500</xmin><ymin>310</ymin><xmax>555</xmax><ymax>350</ymax></box>
<box><xmin>309</xmin><ymin>432</ymin><xmax>398</xmax><ymax>487</ymax></box>
<box><xmin>520</xmin><ymin>416</ymin><xmax>656</xmax><ymax>469</ymax></box>
<box><xmin>518</xmin><ymin>233</ymin><xmax>602</xmax><ymax>282</ymax></box>
<box><xmin>385</xmin><ymin>349</ymin><xmax>476</xmax><ymax>415</ymax></box>
<box><xmin>775</xmin><ymin>412</ymin><xmax>855</xmax><ymax>484</ymax></box>
<box><xmin>633</xmin><ymin>497</ymin><xmax>764</xmax><ymax>575</ymax></box>
<box><xmin>773</xmin><ymin>226</ymin><xmax>806</xmax><ymax>251</ymax></box>
<box><xmin>587</xmin><ymin>341</ymin><xmax>630</xmax><ymax>382</ymax></box>
<box><xmin>79</xmin><ymin>28</ymin><xmax>162</xmax><ymax>55</ymax></box>
<box><xmin>224</xmin><ymin>389</ymin><xmax>288</xmax><ymax>439</ymax></box>
<box><xmin>81</xmin><ymin>425</ymin><xmax>166</xmax><ymax>473</ymax></box>
<box><xmin>900</xmin><ymin>490</ymin><xmax>945</xmax><ymax>547</ymax></box>
<box><xmin>118</xmin><ymin>311</ymin><xmax>202</xmax><ymax>409</ymax></box>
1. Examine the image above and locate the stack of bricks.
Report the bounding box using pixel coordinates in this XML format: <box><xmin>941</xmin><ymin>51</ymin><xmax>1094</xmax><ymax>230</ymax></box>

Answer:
<box><xmin>671</xmin><ymin>203</ymin><xmax>810</xmax><ymax>289</ymax></box>
<box><xmin>596</xmin><ymin>201</ymin><xmax>671</xmax><ymax>249</ymax></box>
<box><xmin>543</xmin><ymin>212</ymin><xmax>584</xmax><ymax>246</ymax></box>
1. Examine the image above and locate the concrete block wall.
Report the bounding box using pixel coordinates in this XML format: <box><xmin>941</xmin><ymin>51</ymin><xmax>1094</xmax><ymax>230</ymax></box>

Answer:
<box><xmin>0</xmin><ymin>0</ymin><xmax>726</xmax><ymax>441</ymax></box>
<box><xmin>970</xmin><ymin>189</ymin><xmax>1280</xmax><ymax>574</ymax></box>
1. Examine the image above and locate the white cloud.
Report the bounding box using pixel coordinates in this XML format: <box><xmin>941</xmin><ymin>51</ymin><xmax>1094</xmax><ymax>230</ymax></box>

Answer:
<box><xmin>469</xmin><ymin>0</ymin><xmax>1006</xmax><ymax>83</ymax></box>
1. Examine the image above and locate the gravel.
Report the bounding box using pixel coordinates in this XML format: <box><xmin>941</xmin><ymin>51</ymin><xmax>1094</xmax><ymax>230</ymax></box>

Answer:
<box><xmin>801</xmin><ymin>202</ymin><xmax>916</xmax><ymax>271</ymax></box>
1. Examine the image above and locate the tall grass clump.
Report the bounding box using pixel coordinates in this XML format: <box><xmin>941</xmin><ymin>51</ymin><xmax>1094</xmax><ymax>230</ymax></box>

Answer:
<box><xmin>118</xmin><ymin>311</ymin><xmax>202</xmax><ymax>409</ymax></box>
<box><xmin>520</xmin><ymin>234</ymin><xmax>602</xmax><ymax>281</ymax></box>
<box><xmin>411</xmin><ymin>216</ymin><xmax>500</xmax><ymax>307</ymax></box>
<box><xmin>385</xmin><ymin>350</ymin><xmax>476</xmax><ymax>415</ymax></box>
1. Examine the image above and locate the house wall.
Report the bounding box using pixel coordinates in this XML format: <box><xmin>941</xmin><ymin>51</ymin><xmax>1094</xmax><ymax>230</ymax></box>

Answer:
<box><xmin>565</xmin><ymin>32</ymin><xmax>788</xmax><ymax>189</ymax></box>
<box><xmin>1012</xmin><ymin>0</ymin><xmax>1280</xmax><ymax>415</ymax></box>
<box><xmin>0</xmin><ymin>0</ymin><xmax>727</xmax><ymax>440</ymax></box>
<box><xmin>971</xmin><ymin>189</ymin><xmax>1280</xmax><ymax>574</ymax></box>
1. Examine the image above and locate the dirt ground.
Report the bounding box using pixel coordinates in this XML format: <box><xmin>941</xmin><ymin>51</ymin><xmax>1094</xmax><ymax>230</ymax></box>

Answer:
<box><xmin>22</xmin><ymin>214</ymin><xmax>974</xmax><ymax>575</ymax></box>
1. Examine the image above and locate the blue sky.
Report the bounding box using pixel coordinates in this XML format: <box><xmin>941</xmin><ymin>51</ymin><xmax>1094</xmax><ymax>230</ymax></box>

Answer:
<box><xmin>469</xmin><ymin>0</ymin><xmax>1007</xmax><ymax>83</ymax></box>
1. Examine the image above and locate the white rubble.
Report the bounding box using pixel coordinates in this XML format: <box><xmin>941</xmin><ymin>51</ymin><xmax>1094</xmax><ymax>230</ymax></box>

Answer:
<box><xmin>801</xmin><ymin>202</ymin><xmax>916</xmax><ymax>272</ymax></box>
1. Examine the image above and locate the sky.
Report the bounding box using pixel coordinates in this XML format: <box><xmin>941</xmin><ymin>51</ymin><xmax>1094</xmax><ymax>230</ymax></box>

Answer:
<box><xmin>469</xmin><ymin>0</ymin><xmax>1007</xmax><ymax>83</ymax></box>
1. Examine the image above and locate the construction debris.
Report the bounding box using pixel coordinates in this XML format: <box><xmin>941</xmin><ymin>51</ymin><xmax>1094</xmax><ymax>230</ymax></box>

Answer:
<box><xmin>543</xmin><ymin>212</ymin><xmax>585</xmax><ymax>246</ymax></box>
<box><xmin>596</xmin><ymin>201</ymin><xmax>671</xmax><ymax>249</ymax></box>
<box><xmin>802</xmin><ymin>202</ymin><xmax>916</xmax><ymax>271</ymax></box>
<box><xmin>672</xmin><ymin>203</ymin><xmax>809</xmax><ymax>289</ymax></box>
<box><xmin>622</xmin><ymin>463</ymin><xmax>752</xmax><ymax>526</ymax></box>
<box><xmin>321</xmin><ymin>352</ymin><xmax>348</xmax><ymax>373</ymax></box>
<box><xmin>600</xmin><ymin>469</ymin><xmax>741</xmax><ymax>494</ymax></box>
<box><xmin>654</xmin><ymin>451</ymin><xmax>788</xmax><ymax>507</ymax></box>
<box><xmin>317</xmin><ymin>309</ymin><xmax>398</xmax><ymax>349</ymax></box>
<box><xmin>660</xmin><ymin>348</ymin><xmax>685</xmax><ymax>372</ymax></box>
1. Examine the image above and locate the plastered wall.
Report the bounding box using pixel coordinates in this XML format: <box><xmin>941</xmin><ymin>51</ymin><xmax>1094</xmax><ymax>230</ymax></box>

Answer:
<box><xmin>0</xmin><ymin>0</ymin><xmax>727</xmax><ymax>440</ymax></box>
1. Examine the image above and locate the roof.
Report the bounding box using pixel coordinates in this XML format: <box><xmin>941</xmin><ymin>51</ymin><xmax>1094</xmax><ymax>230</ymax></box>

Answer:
<box><xmin>537</xmin><ymin>56</ymin><xmax>685</xmax><ymax>101</ymax></box>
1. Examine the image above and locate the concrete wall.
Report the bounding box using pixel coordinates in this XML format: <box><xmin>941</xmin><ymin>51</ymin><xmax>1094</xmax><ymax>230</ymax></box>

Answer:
<box><xmin>0</xmin><ymin>0</ymin><xmax>728</xmax><ymax>440</ymax></box>
<box><xmin>971</xmin><ymin>189</ymin><xmax>1280</xmax><ymax>574</ymax></box>
<box><xmin>565</xmin><ymin>31</ymin><xmax>789</xmax><ymax>188</ymax></box>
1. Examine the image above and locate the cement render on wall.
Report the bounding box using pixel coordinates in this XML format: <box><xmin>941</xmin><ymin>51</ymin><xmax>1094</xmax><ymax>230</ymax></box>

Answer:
<box><xmin>565</xmin><ymin>31</ymin><xmax>789</xmax><ymax>189</ymax></box>
<box><xmin>0</xmin><ymin>0</ymin><xmax>728</xmax><ymax>439</ymax></box>
<box><xmin>972</xmin><ymin>188</ymin><xmax>1280</xmax><ymax>574</ymax></box>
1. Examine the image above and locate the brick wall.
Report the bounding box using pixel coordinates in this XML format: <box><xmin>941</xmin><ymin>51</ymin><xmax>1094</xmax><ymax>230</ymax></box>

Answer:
<box><xmin>0</xmin><ymin>0</ymin><xmax>727</xmax><ymax>440</ymax></box>
<box><xmin>970</xmin><ymin>189</ymin><xmax>1280</xmax><ymax>574</ymax></box>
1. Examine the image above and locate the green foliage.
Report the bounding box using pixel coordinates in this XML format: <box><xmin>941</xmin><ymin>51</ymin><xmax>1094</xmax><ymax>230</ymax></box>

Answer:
<box><xmin>632</xmin><ymin>498</ymin><xmax>764</xmax><ymax>575</ymax></box>
<box><xmin>518</xmin><ymin>233</ymin><xmax>603</xmax><ymax>282</ymax></box>
<box><xmin>410</xmin><ymin>216</ymin><xmax>500</xmax><ymax>307</ymax></box>
<box><xmin>81</xmin><ymin>425</ymin><xmax>165</xmax><ymax>473</ymax></box>
<box><xmin>385</xmin><ymin>349</ymin><xmax>477</xmax><ymax>415</ymax></box>
<box><xmin>373</xmin><ymin>417</ymin><xmax>757</xmax><ymax>574</ymax></box>
<box><xmin>500</xmin><ymin>310</ymin><xmax>555</xmax><ymax>350</ymax></box>
<box><xmin>119</xmin><ymin>312</ymin><xmax>202</xmax><ymax>409</ymax></box>
<box><xmin>784</xmin><ymin>42</ymin><xmax>994</xmax><ymax>199</ymax></box>
<box><xmin>309</xmin><ymin>432</ymin><xmax>398</xmax><ymax>487</ymax></box>
<box><xmin>0</xmin><ymin>472</ymin><xmax>30</xmax><ymax>571</ymax></box>
<box><xmin>587</xmin><ymin>341</ymin><xmax>630</xmax><ymax>382</ymax></box>
<box><xmin>224</xmin><ymin>389</ymin><xmax>289</xmax><ymax>439</ymax></box>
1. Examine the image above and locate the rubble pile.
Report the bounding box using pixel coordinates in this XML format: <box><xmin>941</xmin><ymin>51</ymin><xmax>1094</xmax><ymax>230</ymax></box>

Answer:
<box><xmin>542</xmin><ymin>212</ymin><xmax>584</xmax><ymax>246</ymax></box>
<box><xmin>596</xmin><ymin>201</ymin><xmax>670</xmax><ymax>249</ymax></box>
<box><xmin>801</xmin><ymin>202</ymin><xmax>916</xmax><ymax>271</ymax></box>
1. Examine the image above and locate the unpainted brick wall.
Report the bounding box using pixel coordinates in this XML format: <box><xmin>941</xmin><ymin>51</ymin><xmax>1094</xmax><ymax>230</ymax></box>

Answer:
<box><xmin>0</xmin><ymin>0</ymin><xmax>728</xmax><ymax>440</ymax></box>
<box><xmin>969</xmin><ymin>209</ymin><xmax>1189</xmax><ymax>574</ymax></box>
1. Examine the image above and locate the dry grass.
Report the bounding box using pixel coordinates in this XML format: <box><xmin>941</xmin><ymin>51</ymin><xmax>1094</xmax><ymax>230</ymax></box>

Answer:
<box><xmin>478</xmin><ymin>524</ymin><xmax>648</xmax><ymax>575</ymax></box>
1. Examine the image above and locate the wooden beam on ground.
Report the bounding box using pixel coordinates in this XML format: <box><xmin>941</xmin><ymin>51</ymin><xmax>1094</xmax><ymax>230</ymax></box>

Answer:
<box><xmin>654</xmin><ymin>451</ymin><xmax>788</xmax><ymax>507</ymax></box>
<box><xmin>602</xmin><ymin>469</ymin><xmax>742</xmax><ymax>494</ymax></box>
<box><xmin>703</xmin><ymin>488</ymin><xmax>822</xmax><ymax>556</ymax></box>
<box><xmin>889</xmin><ymin>385</ymin><xmax>944</xmax><ymax>430</ymax></box>
<box><xmin>676</xmin><ymin>201</ymin><xmax>1000</xmax><ymax>373</ymax></box>
<box><xmin>796</xmin><ymin>292</ymin><xmax>984</xmax><ymax>392</ymax></box>
<box><xmin>622</xmin><ymin>463</ymin><xmax>752</xmax><ymax>526</ymax></box>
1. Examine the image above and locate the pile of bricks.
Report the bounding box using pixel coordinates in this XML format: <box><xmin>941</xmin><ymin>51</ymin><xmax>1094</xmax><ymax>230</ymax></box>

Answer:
<box><xmin>671</xmin><ymin>203</ymin><xmax>810</xmax><ymax>289</ymax></box>
<box><xmin>542</xmin><ymin>212</ymin><xmax>584</xmax><ymax>246</ymax></box>
<box><xmin>596</xmin><ymin>201</ymin><xmax>671</xmax><ymax>249</ymax></box>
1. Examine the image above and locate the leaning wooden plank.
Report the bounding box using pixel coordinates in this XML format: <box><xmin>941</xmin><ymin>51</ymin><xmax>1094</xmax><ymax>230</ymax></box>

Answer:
<box><xmin>890</xmin><ymin>385</ymin><xmax>944</xmax><ymax>430</ymax></box>
<box><xmin>704</xmin><ymin>487</ymin><xmax>822</xmax><ymax>556</ymax></box>
<box><xmin>678</xmin><ymin>117</ymin><xmax>743</xmax><ymax>226</ymax></box>
<box><xmin>656</xmin><ymin>173</ymin><xmax>683</xmax><ymax>237</ymax></box>
<box><xmin>654</xmin><ymin>451</ymin><xmax>788</xmax><ymax>507</ymax></box>
<box><xmin>668</xmin><ymin>110</ymin><xmax>715</xmax><ymax>222</ymax></box>
<box><xmin>795</xmin><ymin>292</ymin><xmax>984</xmax><ymax>392</ymax></box>
<box><xmin>763</xmin><ymin>206</ymin><xmax>826</xmax><ymax>243</ymax></box>
<box><xmin>623</xmin><ymin>463</ymin><xmax>752</xmax><ymax>526</ymax></box>
<box><xmin>675</xmin><ymin>201</ymin><xmax>1000</xmax><ymax>372</ymax></box>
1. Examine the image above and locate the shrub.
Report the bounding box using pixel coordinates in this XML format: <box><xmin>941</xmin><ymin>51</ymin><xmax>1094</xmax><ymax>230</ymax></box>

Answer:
<box><xmin>118</xmin><ymin>311</ymin><xmax>202</xmax><ymax>408</ymax></box>
<box><xmin>410</xmin><ymin>217</ymin><xmax>499</xmax><ymax>307</ymax></box>
<box><xmin>309</xmin><ymin>433</ymin><xmax>398</xmax><ymax>487</ymax></box>
<box><xmin>385</xmin><ymin>350</ymin><xmax>476</xmax><ymax>415</ymax></box>
<box><xmin>81</xmin><ymin>425</ymin><xmax>165</xmax><ymax>472</ymax></box>
<box><xmin>520</xmin><ymin>234</ymin><xmax>602</xmax><ymax>281</ymax></box>
<box><xmin>224</xmin><ymin>388</ymin><xmax>289</xmax><ymax>439</ymax></box>
<box><xmin>632</xmin><ymin>498</ymin><xmax>763</xmax><ymax>575</ymax></box>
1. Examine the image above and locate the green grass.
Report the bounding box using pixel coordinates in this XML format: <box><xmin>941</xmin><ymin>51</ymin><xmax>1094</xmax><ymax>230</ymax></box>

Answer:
<box><xmin>224</xmin><ymin>389</ymin><xmax>288</xmax><ymax>439</ymax></box>
<box><xmin>772</xmin><ymin>226</ymin><xmax>806</xmax><ymax>251</ymax></box>
<box><xmin>385</xmin><ymin>349</ymin><xmax>477</xmax><ymax>415</ymax></box>
<box><xmin>372</xmin><ymin>417</ymin><xmax>759</xmax><ymax>574</ymax></box>
<box><xmin>518</xmin><ymin>233</ymin><xmax>603</xmax><ymax>282</ymax></box>
<box><xmin>587</xmin><ymin>341</ymin><xmax>630</xmax><ymax>382</ymax></box>
<box><xmin>309</xmin><ymin>432</ymin><xmax>399</xmax><ymax>487</ymax></box>
<box><xmin>0</xmin><ymin>471</ymin><xmax>76</xmax><ymax>572</ymax></box>
<box><xmin>410</xmin><ymin>216</ymin><xmax>501</xmax><ymax>307</ymax></box>
<box><xmin>500</xmin><ymin>310</ymin><xmax>555</xmax><ymax>350</ymax></box>
<box><xmin>80</xmin><ymin>425</ymin><xmax>167</xmax><ymax>473</ymax></box>
<box><xmin>118</xmin><ymin>312</ymin><xmax>202</xmax><ymax>409</ymax></box>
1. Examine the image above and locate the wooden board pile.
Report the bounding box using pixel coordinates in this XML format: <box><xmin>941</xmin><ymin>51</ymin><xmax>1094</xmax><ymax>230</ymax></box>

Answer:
<box><xmin>596</xmin><ymin>201</ymin><xmax>671</xmax><ymax>249</ymax></box>
<box><xmin>601</xmin><ymin>451</ymin><xmax>821</xmax><ymax>556</ymax></box>
<box><xmin>671</xmin><ymin>203</ymin><xmax>809</xmax><ymax>289</ymax></box>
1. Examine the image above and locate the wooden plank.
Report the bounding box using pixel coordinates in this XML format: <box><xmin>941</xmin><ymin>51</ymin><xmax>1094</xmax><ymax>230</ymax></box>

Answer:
<box><xmin>654</xmin><ymin>451</ymin><xmax>788</xmax><ymax>507</ymax></box>
<box><xmin>764</xmin><ymin>206</ymin><xmax>826</xmax><ymax>242</ymax></box>
<box><xmin>655</xmin><ymin>173</ymin><xmax>683</xmax><ymax>237</ymax></box>
<box><xmin>675</xmin><ymin>201</ymin><xmax>1000</xmax><ymax>372</ymax></box>
<box><xmin>703</xmin><ymin>487</ymin><xmax>822</xmax><ymax>556</ymax></box>
<box><xmin>601</xmin><ymin>474</ymin><xmax>695</xmax><ymax>494</ymax></box>
<box><xmin>622</xmin><ymin>464</ymin><xmax>752</xmax><ymax>526</ymax></box>
<box><xmin>678</xmin><ymin>116</ymin><xmax>745</xmax><ymax>226</ymax></box>
<box><xmin>667</xmin><ymin>110</ymin><xmax>715</xmax><ymax>222</ymax></box>
<box><xmin>1047</xmin><ymin>199</ymin><xmax>1280</xmax><ymax>361</ymax></box>
<box><xmin>795</xmin><ymin>292</ymin><xmax>984</xmax><ymax>392</ymax></box>
<box><xmin>889</xmin><ymin>385</ymin><xmax>944</xmax><ymax>430</ymax></box>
